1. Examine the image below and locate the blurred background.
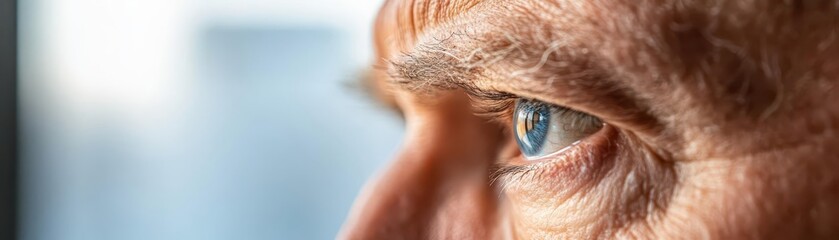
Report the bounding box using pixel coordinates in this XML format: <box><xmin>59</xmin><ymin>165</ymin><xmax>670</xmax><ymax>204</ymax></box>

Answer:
<box><xmin>18</xmin><ymin>0</ymin><xmax>402</xmax><ymax>239</ymax></box>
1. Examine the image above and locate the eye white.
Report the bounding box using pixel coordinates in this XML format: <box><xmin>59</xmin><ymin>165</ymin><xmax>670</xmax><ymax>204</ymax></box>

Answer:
<box><xmin>513</xmin><ymin>99</ymin><xmax>603</xmax><ymax>160</ymax></box>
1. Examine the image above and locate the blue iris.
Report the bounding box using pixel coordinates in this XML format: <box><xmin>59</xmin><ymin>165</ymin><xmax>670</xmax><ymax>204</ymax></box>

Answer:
<box><xmin>514</xmin><ymin>100</ymin><xmax>551</xmax><ymax>157</ymax></box>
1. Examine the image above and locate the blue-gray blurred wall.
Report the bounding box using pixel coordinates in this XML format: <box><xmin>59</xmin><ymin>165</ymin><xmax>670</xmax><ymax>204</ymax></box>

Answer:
<box><xmin>20</xmin><ymin>2</ymin><xmax>399</xmax><ymax>239</ymax></box>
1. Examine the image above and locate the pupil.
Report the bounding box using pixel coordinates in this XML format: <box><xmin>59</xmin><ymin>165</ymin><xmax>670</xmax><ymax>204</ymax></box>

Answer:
<box><xmin>529</xmin><ymin>111</ymin><xmax>540</xmax><ymax>133</ymax></box>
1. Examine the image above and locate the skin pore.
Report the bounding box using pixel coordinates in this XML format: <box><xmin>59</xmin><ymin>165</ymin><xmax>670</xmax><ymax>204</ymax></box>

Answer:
<box><xmin>341</xmin><ymin>0</ymin><xmax>839</xmax><ymax>239</ymax></box>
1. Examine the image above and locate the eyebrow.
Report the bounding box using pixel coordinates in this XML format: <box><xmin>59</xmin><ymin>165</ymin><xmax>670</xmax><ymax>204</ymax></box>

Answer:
<box><xmin>387</xmin><ymin>25</ymin><xmax>613</xmax><ymax>103</ymax></box>
<box><xmin>384</xmin><ymin>19</ymin><xmax>663</xmax><ymax>134</ymax></box>
<box><xmin>387</xmin><ymin>32</ymin><xmax>511</xmax><ymax>98</ymax></box>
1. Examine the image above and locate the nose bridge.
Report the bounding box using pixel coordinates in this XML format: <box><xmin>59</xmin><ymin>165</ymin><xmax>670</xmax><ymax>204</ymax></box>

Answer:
<box><xmin>340</xmin><ymin>101</ymin><xmax>504</xmax><ymax>239</ymax></box>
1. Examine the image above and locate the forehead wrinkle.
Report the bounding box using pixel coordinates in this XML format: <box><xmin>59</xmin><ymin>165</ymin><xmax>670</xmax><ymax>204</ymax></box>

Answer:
<box><xmin>375</xmin><ymin>0</ymin><xmax>484</xmax><ymax>53</ymax></box>
<box><xmin>412</xmin><ymin>0</ymin><xmax>484</xmax><ymax>33</ymax></box>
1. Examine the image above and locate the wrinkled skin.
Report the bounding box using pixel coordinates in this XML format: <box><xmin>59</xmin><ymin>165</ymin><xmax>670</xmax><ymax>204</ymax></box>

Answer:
<box><xmin>340</xmin><ymin>0</ymin><xmax>839</xmax><ymax>239</ymax></box>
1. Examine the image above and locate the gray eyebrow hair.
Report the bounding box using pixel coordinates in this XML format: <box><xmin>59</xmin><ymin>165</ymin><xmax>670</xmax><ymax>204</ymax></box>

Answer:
<box><xmin>385</xmin><ymin>29</ymin><xmax>561</xmax><ymax>98</ymax></box>
<box><xmin>385</xmin><ymin>26</ymin><xmax>616</xmax><ymax>103</ymax></box>
<box><xmin>386</xmin><ymin>31</ymin><xmax>514</xmax><ymax>97</ymax></box>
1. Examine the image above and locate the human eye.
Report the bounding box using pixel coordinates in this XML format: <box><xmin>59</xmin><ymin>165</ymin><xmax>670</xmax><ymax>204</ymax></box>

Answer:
<box><xmin>513</xmin><ymin>99</ymin><xmax>605</xmax><ymax>160</ymax></box>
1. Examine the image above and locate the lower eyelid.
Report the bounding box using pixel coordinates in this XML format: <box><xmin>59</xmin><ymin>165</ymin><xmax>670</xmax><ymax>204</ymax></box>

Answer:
<box><xmin>495</xmin><ymin>124</ymin><xmax>617</xmax><ymax>193</ymax></box>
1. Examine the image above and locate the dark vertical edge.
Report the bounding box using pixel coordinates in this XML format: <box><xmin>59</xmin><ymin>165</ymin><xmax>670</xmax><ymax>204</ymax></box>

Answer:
<box><xmin>0</xmin><ymin>0</ymin><xmax>18</xmax><ymax>238</ymax></box>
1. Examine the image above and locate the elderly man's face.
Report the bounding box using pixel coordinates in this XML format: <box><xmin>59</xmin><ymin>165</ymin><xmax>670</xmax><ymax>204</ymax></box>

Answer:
<box><xmin>341</xmin><ymin>0</ymin><xmax>839</xmax><ymax>239</ymax></box>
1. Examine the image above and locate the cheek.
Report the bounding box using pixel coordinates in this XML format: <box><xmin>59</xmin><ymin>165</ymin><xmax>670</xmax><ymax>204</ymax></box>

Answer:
<box><xmin>502</xmin><ymin>129</ymin><xmax>678</xmax><ymax>238</ymax></box>
<box><xmin>657</xmin><ymin>139</ymin><xmax>839</xmax><ymax>239</ymax></box>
